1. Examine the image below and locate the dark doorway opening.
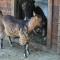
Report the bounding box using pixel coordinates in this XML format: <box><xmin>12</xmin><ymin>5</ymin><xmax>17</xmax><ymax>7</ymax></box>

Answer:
<box><xmin>14</xmin><ymin>0</ymin><xmax>24</xmax><ymax>19</ymax></box>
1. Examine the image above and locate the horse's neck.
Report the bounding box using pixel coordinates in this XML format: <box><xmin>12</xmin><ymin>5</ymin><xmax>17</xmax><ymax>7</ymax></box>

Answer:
<box><xmin>27</xmin><ymin>16</ymin><xmax>40</xmax><ymax>32</ymax></box>
<box><xmin>27</xmin><ymin>18</ymin><xmax>35</xmax><ymax>32</ymax></box>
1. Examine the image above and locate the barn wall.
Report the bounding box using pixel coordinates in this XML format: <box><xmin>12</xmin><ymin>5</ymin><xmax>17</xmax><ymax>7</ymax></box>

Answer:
<box><xmin>47</xmin><ymin>0</ymin><xmax>60</xmax><ymax>53</ymax></box>
<box><xmin>47</xmin><ymin>0</ymin><xmax>52</xmax><ymax>48</ymax></box>
<box><xmin>57</xmin><ymin>0</ymin><xmax>60</xmax><ymax>53</ymax></box>
<box><xmin>51</xmin><ymin>0</ymin><xmax>59</xmax><ymax>51</ymax></box>
<box><xmin>51</xmin><ymin>0</ymin><xmax>60</xmax><ymax>53</ymax></box>
<box><xmin>0</xmin><ymin>0</ymin><xmax>14</xmax><ymax>16</ymax></box>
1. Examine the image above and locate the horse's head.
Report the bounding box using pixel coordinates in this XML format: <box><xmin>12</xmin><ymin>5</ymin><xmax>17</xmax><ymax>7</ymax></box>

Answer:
<box><xmin>33</xmin><ymin>6</ymin><xmax>47</xmax><ymax>36</ymax></box>
<box><xmin>28</xmin><ymin>15</ymin><xmax>42</xmax><ymax>33</ymax></box>
<box><xmin>33</xmin><ymin>6</ymin><xmax>47</xmax><ymax>26</ymax></box>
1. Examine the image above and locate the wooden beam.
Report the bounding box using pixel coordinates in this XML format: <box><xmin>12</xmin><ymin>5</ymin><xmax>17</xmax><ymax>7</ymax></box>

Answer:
<box><xmin>11</xmin><ymin>0</ymin><xmax>14</xmax><ymax>16</ymax></box>
<box><xmin>47</xmin><ymin>0</ymin><xmax>53</xmax><ymax>48</ymax></box>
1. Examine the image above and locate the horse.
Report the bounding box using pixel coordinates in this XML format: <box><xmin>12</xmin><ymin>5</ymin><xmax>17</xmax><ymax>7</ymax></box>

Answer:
<box><xmin>0</xmin><ymin>10</ymin><xmax>42</xmax><ymax>57</ymax></box>
<box><xmin>33</xmin><ymin>6</ymin><xmax>47</xmax><ymax>39</ymax></box>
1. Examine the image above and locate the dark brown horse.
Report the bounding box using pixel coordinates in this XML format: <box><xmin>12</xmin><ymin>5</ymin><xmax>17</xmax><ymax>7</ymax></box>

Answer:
<box><xmin>0</xmin><ymin>10</ymin><xmax>42</xmax><ymax>57</ymax></box>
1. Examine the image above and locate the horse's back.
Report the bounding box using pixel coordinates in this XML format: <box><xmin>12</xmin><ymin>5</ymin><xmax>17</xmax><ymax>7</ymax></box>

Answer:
<box><xmin>3</xmin><ymin>15</ymin><xmax>27</xmax><ymax>25</ymax></box>
<box><xmin>2</xmin><ymin>15</ymin><xmax>28</xmax><ymax>32</ymax></box>
<box><xmin>3</xmin><ymin>15</ymin><xmax>16</xmax><ymax>23</ymax></box>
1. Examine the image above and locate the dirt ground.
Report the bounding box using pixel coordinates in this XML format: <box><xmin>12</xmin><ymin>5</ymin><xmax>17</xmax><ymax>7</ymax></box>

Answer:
<box><xmin>0</xmin><ymin>37</ymin><xmax>60</xmax><ymax>60</ymax></box>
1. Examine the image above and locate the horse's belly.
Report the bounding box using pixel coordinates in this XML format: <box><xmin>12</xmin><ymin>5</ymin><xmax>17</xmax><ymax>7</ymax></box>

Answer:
<box><xmin>5</xmin><ymin>27</ymin><xmax>19</xmax><ymax>37</ymax></box>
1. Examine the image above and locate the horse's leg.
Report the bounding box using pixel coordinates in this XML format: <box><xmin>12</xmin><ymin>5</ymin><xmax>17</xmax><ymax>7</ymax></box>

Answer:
<box><xmin>42</xmin><ymin>27</ymin><xmax>47</xmax><ymax>41</ymax></box>
<box><xmin>44</xmin><ymin>28</ymin><xmax>47</xmax><ymax>41</ymax></box>
<box><xmin>24</xmin><ymin>43</ymin><xmax>30</xmax><ymax>58</ymax></box>
<box><xmin>1</xmin><ymin>38</ymin><xmax>3</xmax><ymax>49</ymax></box>
<box><xmin>8</xmin><ymin>36</ymin><xmax>13</xmax><ymax>47</ymax></box>
<box><xmin>42</xmin><ymin>28</ymin><xmax>45</xmax><ymax>37</ymax></box>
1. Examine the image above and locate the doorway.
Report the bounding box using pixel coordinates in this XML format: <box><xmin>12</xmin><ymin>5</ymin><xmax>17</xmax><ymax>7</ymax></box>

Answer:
<box><xmin>14</xmin><ymin>0</ymin><xmax>52</xmax><ymax>47</ymax></box>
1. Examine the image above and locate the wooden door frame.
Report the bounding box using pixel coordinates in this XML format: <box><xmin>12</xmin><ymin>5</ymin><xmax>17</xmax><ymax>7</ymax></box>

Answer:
<box><xmin>11</xmin><ymin>0</ymin><xmax>14</xmax><ymax>16</ymax></box>
<box><xmin>47</xmin><ymin>0</ymin><xmax>53</xmax><ymax>48</ymax></box>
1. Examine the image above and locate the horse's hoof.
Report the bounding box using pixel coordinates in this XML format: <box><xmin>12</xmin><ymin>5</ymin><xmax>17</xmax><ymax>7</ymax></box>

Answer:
<box><xmin>0</xmin><ymin>47</ymin><xmax>4</xmax><ymax>49</ymax></box>
<box><xmin>24</xmin><ymin>53</ymin><xmax>28</xmax><ymax>58</ymax></box>
<box><xmin>27</xmin><ymin>50</ymin><xmax>30</xmax><ymax>56</ymax></box>
<box><xmin>44</xmin><ymin>37</ymin><xmax>47</xmax><ymax>41</ymax></box>
<box><xmin>24</xmin><ymin>51</ymin><xmax>30</xmax><ymax>58</ymax></box>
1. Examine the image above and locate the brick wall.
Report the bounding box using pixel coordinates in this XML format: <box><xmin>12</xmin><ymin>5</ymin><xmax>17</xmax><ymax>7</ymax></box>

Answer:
<box><xmin>0</xmin><ymin>0</ymin><xmax>14</xmax><ymax>15</ymax></box>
